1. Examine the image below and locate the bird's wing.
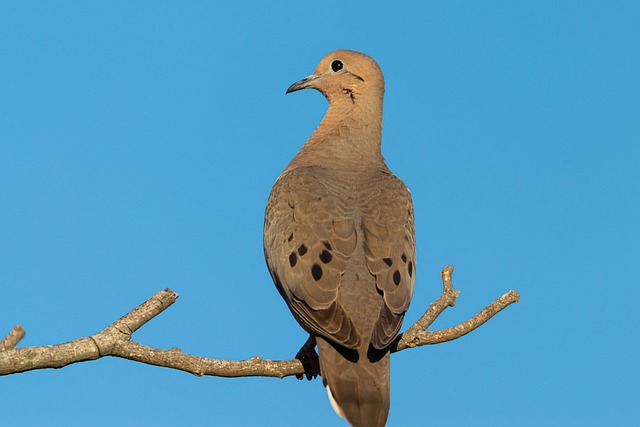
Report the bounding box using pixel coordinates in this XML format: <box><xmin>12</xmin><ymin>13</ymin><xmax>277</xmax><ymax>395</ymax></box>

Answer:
<box><xmin>362</xmin><ymin>173</ymin><xmax>415</xmax><ymax>349</ymax></box>
<box><xmin>264</xmin><ymin>166</ymin><xmax>361</xmax><ymax>348</ymax></box>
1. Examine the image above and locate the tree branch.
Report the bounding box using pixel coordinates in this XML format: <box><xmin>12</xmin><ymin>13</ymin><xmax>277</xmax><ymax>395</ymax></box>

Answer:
<box><xmin>0</xmin><ymin>266</ymin><xmax>519</xmax><ymax>378</ymax></box>
<box><xmin>392</xmin><ymin>266</ymin><xmax>520</xmax><ymax>351</ymax></box>
<box><xmin>1</xmin><ymin>325</ymin><xmax>26</xmax><ymax>351</ymax></box>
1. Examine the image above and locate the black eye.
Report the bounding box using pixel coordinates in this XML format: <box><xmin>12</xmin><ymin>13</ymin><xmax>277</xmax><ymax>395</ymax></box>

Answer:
<box><xmin>331</xmin><ymin>60</ymin><xmax>344</xmax><ymax>72</ymax></box>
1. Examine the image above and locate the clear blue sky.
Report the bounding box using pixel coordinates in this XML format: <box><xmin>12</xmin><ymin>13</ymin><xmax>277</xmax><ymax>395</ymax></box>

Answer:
<box><xmin>1</xmin><ymin>2</ymin><xmax>638</xmax><ymax>426</ymax></box>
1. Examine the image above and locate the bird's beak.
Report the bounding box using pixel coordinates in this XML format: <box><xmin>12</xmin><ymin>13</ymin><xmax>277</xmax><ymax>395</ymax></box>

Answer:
<box><xmin>286</xmin><ymin>74</ymin><xmax>321</xmax><ymax>94</ymax></box>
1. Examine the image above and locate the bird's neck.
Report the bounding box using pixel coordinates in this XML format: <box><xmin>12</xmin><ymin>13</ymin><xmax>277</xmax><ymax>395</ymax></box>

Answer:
<box><xmin>289</xmin><ymin>99</ymin><xmax>385</xmax><ymax>172</ymax></box>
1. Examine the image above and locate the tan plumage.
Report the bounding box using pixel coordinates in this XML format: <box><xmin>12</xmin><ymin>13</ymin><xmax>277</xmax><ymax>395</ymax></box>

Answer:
<box><xmin>264</xmin><ymin>50</ymin><xmax>415</xmax><ymax>427</ymax></box>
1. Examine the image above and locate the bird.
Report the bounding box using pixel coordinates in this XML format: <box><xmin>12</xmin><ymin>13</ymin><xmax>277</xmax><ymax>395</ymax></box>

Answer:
<box><xmin>263</xmin><ymin>50</ymin><xmax>416</xmax><ymax>427</ymax></box>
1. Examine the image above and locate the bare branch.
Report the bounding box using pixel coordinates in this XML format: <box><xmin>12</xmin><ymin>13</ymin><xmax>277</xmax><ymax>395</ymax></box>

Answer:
<box><xmin>0</xmin><ymin>266</ymin><xmax>519</xmax><ymax>378</ymax></box>
<box><xmin>392</xmin><ymin>266</ymin><xmax>520</xmax><ymax>352</ymax></box>
<box><xmin>396</xmin><ymin>290</ymin><xmax>520</xmax><ymax>349</ymax></box>
<box><xmin>1</xmin><ymin>325</ymin><xmax>26</xmax><ymax>351</ymax></box>
<box><xmin>391</xmin><ymin>266</ymin><xmax>459</xmax><ymax>352</ymax></box>
<box><xmin>112</xmin><ymin>342</ymin><xmax>303</xmax><ymax>378</ymax></box>
<box><xmin>0</xmin><ymin>289</ymin><xmax>179</xmax><ymax>375</ymax></box>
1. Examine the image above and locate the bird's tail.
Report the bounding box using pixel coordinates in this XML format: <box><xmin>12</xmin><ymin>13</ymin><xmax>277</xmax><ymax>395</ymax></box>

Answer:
<box><xmin>317</xmin><ymin>336</ymin><xmax>390</xmax><ymax>427</ymax></box>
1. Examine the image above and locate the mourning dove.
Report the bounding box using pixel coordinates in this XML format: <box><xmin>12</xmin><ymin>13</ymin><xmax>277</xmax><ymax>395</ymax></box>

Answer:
<box><xmin>264</xmin><ymin>50</ymin><xmax>415</xmax><ymax>427</ymax></box>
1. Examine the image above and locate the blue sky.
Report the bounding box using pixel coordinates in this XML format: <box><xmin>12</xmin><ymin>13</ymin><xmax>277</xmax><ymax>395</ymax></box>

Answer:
<box><xmin>1</xmin><ymin>2</ymin><xmax>638</xmax><ymax>426</ymax></box>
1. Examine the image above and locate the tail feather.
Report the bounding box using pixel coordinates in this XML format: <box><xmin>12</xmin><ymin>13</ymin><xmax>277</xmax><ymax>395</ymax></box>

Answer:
<box><xmin>317</xmin><ymin>336</ymin><xmax>390</xmax><ymax>427</ymax></box>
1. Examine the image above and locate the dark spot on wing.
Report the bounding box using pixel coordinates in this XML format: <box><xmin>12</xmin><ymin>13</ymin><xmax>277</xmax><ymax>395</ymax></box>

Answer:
<box><xmin>298</xmin><ymin>244</ymin><xmax>308</xmax><ymax>256</ymax></box>
<box><xmin>408</xmin><ymin>261</ymin><xmax>413</xmax><ymax>278</ymax></box>
<box><xmin>319</xmin><ymin>250</ymin><xmax>333</xmax><ymax>264</ymax></box>
<box><xmin>311</xmin><ymin>264</ymin><xmax>323</xmax><ymax>281</ymax></box>
<box><xmin>383</xmin><ymin>257</ymin><xmax>393</xmax><ymax>267</ymax></box>
<box><xmin>323</xmin><ymin>241</ymin><xmax>332</xmax><ymax>250</ymax></box>
<box><xmin>287</xmin><ymin>233</ymin><xmax>294</xmax><ymax>242</ymax></box>
<box><xmin>393</xmin><ymin>270</ymin><xmax>401</xmax><ymax>286</ymax></box>
<box><xmin>401</xmin><ymin>253</ymin><xmax>407</xmax><ymax>263</ymax></box>
<box><xmin>289</xmin><ymin>252</ymin><xmax>297</xmax><ymax>268</ymax></box>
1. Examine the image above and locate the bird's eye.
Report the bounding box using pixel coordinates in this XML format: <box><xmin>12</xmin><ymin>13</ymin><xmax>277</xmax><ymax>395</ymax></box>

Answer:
<box><xmin>331</xmin><ymin>60</ymin><xmax>344</xmax><ymax>72</ymax></box>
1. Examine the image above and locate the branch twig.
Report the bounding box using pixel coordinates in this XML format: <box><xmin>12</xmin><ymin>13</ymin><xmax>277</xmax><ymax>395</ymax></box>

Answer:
<box><xmin>1</xmin><ymin>325</ymin><xmax>26</xmax><ymax>352</ymax></box>
<box><xmin>392</xmin><ymin>266</ymin><xmax>520</xmax><ymax>351</ymax></box>
<box><xmin>0</xmin><ymin>267</ymin><xmax>519</xmax><ymax>377</ymax></box>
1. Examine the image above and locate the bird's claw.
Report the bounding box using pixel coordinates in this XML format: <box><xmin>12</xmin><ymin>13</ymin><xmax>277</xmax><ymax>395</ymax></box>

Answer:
<box><xmin>295</xmin><ymin>335</ymin><xmax>320</xmax><ymax>380</ymax></box>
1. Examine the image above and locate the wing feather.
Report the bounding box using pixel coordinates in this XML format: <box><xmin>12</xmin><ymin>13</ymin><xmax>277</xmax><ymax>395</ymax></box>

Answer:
<box><xmin>264</xmin><ymin>167</ymin><xmax>360</xmax><ymax>348</ymax></box>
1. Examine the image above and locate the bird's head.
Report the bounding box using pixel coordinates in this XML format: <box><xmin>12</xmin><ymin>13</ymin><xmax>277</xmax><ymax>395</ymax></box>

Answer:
<box><xmin>286</xmin><ymin>50</ymin><xmax>385</xmax><ymax>105</ymax></box>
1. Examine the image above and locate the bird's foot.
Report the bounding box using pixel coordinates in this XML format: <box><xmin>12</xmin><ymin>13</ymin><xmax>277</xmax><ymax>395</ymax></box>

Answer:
<box><xmin>295</xmin><ymin>334</ymin><xmax>320</xmax><ymax>380</ymax></box>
